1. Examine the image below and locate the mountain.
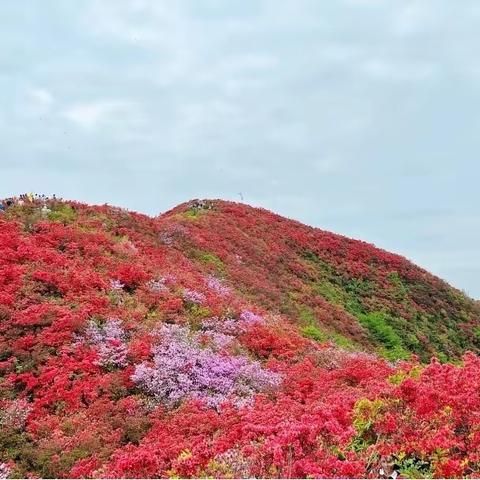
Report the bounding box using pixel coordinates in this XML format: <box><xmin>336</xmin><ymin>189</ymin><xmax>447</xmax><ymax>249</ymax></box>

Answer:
<box><xmin>1</xmin><ymin>197</ymin><xmax>479</xmax><ymax>478</ymax></box>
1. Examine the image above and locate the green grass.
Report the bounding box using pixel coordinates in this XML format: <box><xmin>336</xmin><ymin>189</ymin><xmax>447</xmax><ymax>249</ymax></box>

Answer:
<box><xmin>329</xmin><ymin>332</ymin><xmax>357</xmax><ymax>350</ymax></box>
<box><xmin>297</xmin><ymin>305</ymin><xmax>317</xmax><ymax>325</ymax></box>
<box><xmin>301</xmin><ymin>324</ymin><xmax>328</xmax><ymax>342</ymax></box>
<box><xmin>386</xmin><ymin>271</ymin><xmax>409</xmax><ymax>300</ymax></box>
<box><xmin>298</xmin><ymin>308</ymin><xmax>357</xmax><ymax>349</ymax></box>
<box><xmin>196</xmin><ymin>251</ymin><xmax>225</xmax><ymax>272</ymax></box>
<box><xmin>357</xmin><ymin>311</ymin><xmax>410</xmax><ymax>360</ymax></box>
<box><xmin>48</xmin><ymin>204</ymin><xmax>77</xmax><ymax>224</ymax></box>
<box><xmin>474</xmin><ymin>326</ymin><xmax>480</xmax><ymax>340</ymax></box>
<box><xmin>183</xmin><ymin>210</ymin><xmax>202</xmax><ymax>220</ymax></box>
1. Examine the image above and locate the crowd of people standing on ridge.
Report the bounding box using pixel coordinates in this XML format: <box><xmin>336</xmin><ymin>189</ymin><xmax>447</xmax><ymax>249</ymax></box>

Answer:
<box><xmin>0</xmin><ymin>193</ymin><xmax>59</xmax><ymax>214</ymax></box>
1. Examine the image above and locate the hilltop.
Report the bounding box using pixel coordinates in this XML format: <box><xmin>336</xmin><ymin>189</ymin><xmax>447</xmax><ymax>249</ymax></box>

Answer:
<box><xmin>1</xmin><ymin>197</ymin><xmax>480</xmax><ymax>478</ymax></box>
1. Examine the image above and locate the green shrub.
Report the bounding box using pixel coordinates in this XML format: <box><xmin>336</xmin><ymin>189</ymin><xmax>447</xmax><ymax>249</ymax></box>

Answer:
<box><xmin>312</xmin><ymin>280</ymin><xmax>345</xmax><ymax>305</ymax></box>
<box><xmin>357</xmin><ymin>311</ymin><xmax>409</xmax><ymax>360</ymax></box>
<box><xmin>297</xmin><ymin>305</ymin><xmax>316</xmax><ymax>325</ymax></box>
<box><xmin>301</xmin><ymin>324</ymin><xmax>327</xmax><ymax>342</ymax></box>
<box><xmin>196</xmin><ymin>251</ymin><xmax>225</xmax><ymax>272</ymax></box>
<box><xmin>183</xmin><ymin>210</ymin><xmax>202</xmax><ymax>220</ymax></box>
<box><xmin>330</xmin><ymin>332</ymin><xmax>356</xmax><ymax>350</ymax></box>
<box><xmin>48</xmin><ymin>204</ymin><xmax>77</xmax><ymax>224</ymax></box>
<box><xmin>387</xmin><ymin>271</ymin><xmax>409</xmax><ymax>300</ymax></box>
<box><xmin>393</xmin><ymin>453</ymin><xmax>433</xmax><ymax>478</ymax></box>
<box><xmin>474</xmin><ymin>326</ymin><xmax>480</xmax><ymax>340</ymax></box>
<box><xmin>349</xmin><ymin>398</ymin><xmax>384</xmax><ymax>451</ymax></box>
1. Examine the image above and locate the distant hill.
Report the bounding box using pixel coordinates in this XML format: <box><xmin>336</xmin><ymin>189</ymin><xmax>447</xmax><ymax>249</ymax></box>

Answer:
<box><xmin>1</xmin><ymin>197</ymin><xmax>479</xmax><ymax>478</ymax></box>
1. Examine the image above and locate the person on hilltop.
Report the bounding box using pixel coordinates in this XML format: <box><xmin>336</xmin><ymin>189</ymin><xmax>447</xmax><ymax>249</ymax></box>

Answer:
<box><xmin>41</xmin><ymin>205</ymin><xmax>51</xmax><ymax>218</ymax></box>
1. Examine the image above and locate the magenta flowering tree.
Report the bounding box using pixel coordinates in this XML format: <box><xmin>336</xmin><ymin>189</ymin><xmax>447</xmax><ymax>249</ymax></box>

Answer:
<box><xmin>146</xmin><ymin>277</ymin><xmax>168</xmax><ymax>293</ymax></box>
<box><xmin>239</xmin><ymin>310</ymin><xmax>264</xmax><ymax>327</ymax></box>
<box><xmin>109</xmin><ymin>279</ymin><xmax>125</xmax><ymax>291</ymax></box>
<box><xmin>85</xmin><ymin>318</ymin><xmax>128</xmax><ymax>368</ymax></box>
<box><xmin>208</xmin><ymin>449</ymin><xmax>252</xmax><ymax>478</ymax></box>
<box><xmin>199</xmin><ymin>318</ymin><xmax>236</xmax><ymax>349</ymax></box>
<box><xmin>158</xmin><ymin>223</ymin><xmax>188</xmax><ymax>245</ymax></box>
<box><xmin>0</xmin><ymin>463</ymin><xmax>11</xmax><ymax>480</ymax></box>
<box><xmin>201</xmin><ymin>317</ymin><xmax>238</xmax><ymax>336</ymax></box>
<box><xmin>206</xmin><ymin>275</ymin><xmax>230</xmax><ymax>296</ymax></box>
<box><xmin>182</xmin><ymin>288</ymin><xmax>206</xmax><ymax>305</ymax></box>
<box><xmin>0</xmin><ymin>399</ymin><xmax>31</xmax><ymax>430</ymax></box>
<box><xmin>131</xmin><ymin>324</ymin><xmax>281</xmax><ymax>409</ymax></box>
<box><xmin>201</xmin><ymin>310</ymin><xmax>264</xmax><ymax>338</ymax></box>
<box><xmin>198</xmin><ymin>310</ymin><xmax>266</xmax><ymax>350</ymax></box>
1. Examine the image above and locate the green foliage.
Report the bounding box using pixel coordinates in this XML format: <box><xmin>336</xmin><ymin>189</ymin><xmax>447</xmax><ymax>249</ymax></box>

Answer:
<box><xmin>297</xmin><ymin>305</ymin><xmax>316</xmax><ymax>325</ymax></box>
<box><xmin>301</xmin><ymin>324</ymin><xmax>327</xmax><ymax>342</ymax></box>
<box><xmin>345</xmin><ymin>278</ymin><xmax>375</xmax><ymax>297</ymax></box>
<box><xmin>387</xmin><ymin>271</ymin><xmax>409</xmax><ymax>300</ymax></box>
<box><xmin>311</xmin><ymin>280</ymin><xmax>346</xmax><ymax>305</ymax></box>
<box><xmin>182</xmin><ymin>207</ymin><xmax>211</xmax><ymax>221</ymax></box>
<box><xmin>300</xmin><ymin>249</ymin><xmax>476</xmax><ymax>361</ymax></box>
<box><xmin>350</xmin><ymin>398</ymin><xmax>384</xmax><ymax>451</ymax></box>
<box><xmin>392</xmin><ymin>453</ymin><xmax>433</xmax><ymax>478</ymax></box>
<box><xmin>357</xmin><ymin>312</ymin><xmax>410</xmax><ymax>360</ymax></box>
<box><xmin>120</xmin><ymin>417</ymin><xmax>153</xmax><ymax>445</ymax></box>
<box><xmin>0</xmin><ymin>427</ymin><xmax>37</xmax><ymax>478</ymax></box>
<box><xmin>5</xmin><ymin>204</ymin><xmax>42</xmax><ymax>233</ymax></box>
<box><xmin>404</xmin><ymin>332</ymin><xmax>421</xmax><ymax>350</ymax></box>
<box><xmin>353</xmin><ymin>398</ymin><xmax>384</xmax><ymax>433</ymax></box>
<box><xmin>196</xmin><ymin>251</ymin><xmax>225</xmax><ymax>272</ymax></box>
<box><xmin>474</xmin><ymin>326</ymin><xmax>480</xmax><ymax>340</ymax></box>
<box><xmin>187</xmin><ymin>304</ymin><xmax>211</xmax><ymax>321</ymax></box>
<box><xmin>436</xmin><ymin>351</ymin><xmax>448</xmax><ymax>364</ymax></box>
<box><xmin>48</xmin><ymin>204</ymin><xmax>77</xmax><ymax>224</ymax></box>
<box><xmin>108</xmin><ymin>289</ymin><xmax>123</xmax><ymax>306</ymax></box>
<box><xmin>304</xmin><ymin>255</ymin><xmax>368</xmax><ymax>316</ymax></box>
<box><xmin>388</xmin><ymin>365</ymin><xmax>422</xmax><ymax>385</ymax></box>
<box><xmin>329</xmin><ymin>332</ymin><xmax>357</xmax><ymax>350</ymax></box>
<box><xmin>182</xmin><ymin>210</ymin><xmax>201</xmax><ymax>220</ymax></box>
<box><xmin>89</xmin><ymin>212</ymin><xmax>118</xmax><ymax>231</ymax></box>
<box><xmin>298</xmin><ymin>308</ymin><xmax>357</xmax><ymax>349</ymax></box>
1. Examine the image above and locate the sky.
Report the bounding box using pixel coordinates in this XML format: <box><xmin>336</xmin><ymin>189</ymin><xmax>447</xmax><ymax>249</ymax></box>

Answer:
<box><xmin>1</xmin><ymin>1</ymin><xmax>479</xmax><ymax>298</ymax></box>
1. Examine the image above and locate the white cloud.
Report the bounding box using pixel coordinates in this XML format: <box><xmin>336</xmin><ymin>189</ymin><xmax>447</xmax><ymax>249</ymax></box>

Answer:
<box><xmin>62</xmin><ymin>100</ymin><xmax>137</xmax><ymax>129</ymax></box>
<box><xmin>27</xmin><ymin>87</ymin><xmax>54</xmax><ymax>108</ymax></box>
<box><xmin>312</xmin><ymin>157</ymin><xmax>344</xmax><ymax>174</ymax></box>
<box><xmin>392</xmin><ymin>3</ymin><xmax>437</xmax><ymax>36</ymax></box>
<box><xmin>83</xmin><ymin>1</ymin><xmax>187</xmax><ymax>47</ymax></box>
<box><xmin>343</xmin><ymin>0</ymin><xmax>384</xmax><ymax>6</ymax></box>
<box><xmin>220</xmin><ymin>54</ymin><xmax>279</xmax><ymax>72</ymax></box>
<box><xmin>361</xmin><ymin>58</ymin><xmax>435</xmax><ymax>82</ymax></box>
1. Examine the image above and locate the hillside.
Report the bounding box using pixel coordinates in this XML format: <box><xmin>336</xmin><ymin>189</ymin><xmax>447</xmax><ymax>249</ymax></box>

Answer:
<box><xmin>160</xmin><ymin>200</ymin><xmax>480</xmax><ymax>362</ymax></box>
<box><xmin>1</xmin><ymin>197</ymin><xmax>480</xmax><ymax>478</ymax></box>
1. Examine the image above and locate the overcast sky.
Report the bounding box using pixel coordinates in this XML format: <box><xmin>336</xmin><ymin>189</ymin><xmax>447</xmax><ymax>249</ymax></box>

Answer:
<box><xmin>1</xmin><ymin>1</ymin><xmax>479</xmax><ymax>298</ymax></box>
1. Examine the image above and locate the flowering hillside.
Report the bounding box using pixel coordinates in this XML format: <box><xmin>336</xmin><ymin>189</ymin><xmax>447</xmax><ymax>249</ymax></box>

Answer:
<box><xmin>1</xmin><ymin>197</ymin><xmax>479</xmax><ymax>478</ymax></box>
